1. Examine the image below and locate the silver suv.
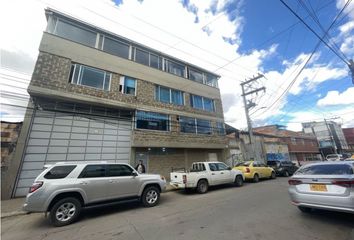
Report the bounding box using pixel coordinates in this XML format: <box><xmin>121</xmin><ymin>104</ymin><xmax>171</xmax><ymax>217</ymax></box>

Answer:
<box><xmin>23</xmin><ymin>162</ymin><xmax>166</xmax><ymax>227</ymax></box>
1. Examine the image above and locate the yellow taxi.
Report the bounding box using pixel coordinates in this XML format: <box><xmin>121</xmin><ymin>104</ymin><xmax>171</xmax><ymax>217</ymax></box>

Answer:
<box><xmin>233</xmin><ymin>161</ymin><xmax>276</xmax><ymax>182</ymax></box>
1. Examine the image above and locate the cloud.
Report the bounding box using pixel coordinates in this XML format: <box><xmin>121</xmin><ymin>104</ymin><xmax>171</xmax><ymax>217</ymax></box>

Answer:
<box><xmin>317</xmin><ymin>87</ymin><xmax>354</xmax><ymax>106</ymax></box>
<box><xmin>1</xmin><ymin>50</ymin><xmax>36</xmax><ymax>74</ymax></box>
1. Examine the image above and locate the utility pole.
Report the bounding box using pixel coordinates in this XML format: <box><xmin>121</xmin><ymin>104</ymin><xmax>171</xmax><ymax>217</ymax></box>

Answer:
<box><xmin>349</xmin><ymin>59</ymin><xmax>354</xmax><ymax>84</ymax></box>
<box><xmin>240</xmin><ymin>74</ymin><xmax>266</xmax><ymax>160</ymax></box>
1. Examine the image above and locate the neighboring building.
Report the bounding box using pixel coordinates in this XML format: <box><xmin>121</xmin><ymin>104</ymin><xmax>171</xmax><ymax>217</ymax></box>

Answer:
<box><xmin>1</xmin><ymin>121</ymin><xmax>22</xmax><ymax>199</ymax></box>
<box><xmin>342</xmin><ymin>128</ymin><xmax>354</xmax><ymax>153</ymax></box>
<box><xmin>10</xmin><ymin>9</ymin><xmax>227</xmax><ymax>197</ymax></box>
<box><xmin>253</xmin><ymin>125</ymin><xmax>320</xmax><ymax>164</ymax></box>
<box><xmin>302</xmin><ymin>121</ymin><xmax>348</xmax><ymax>156</ymax></box>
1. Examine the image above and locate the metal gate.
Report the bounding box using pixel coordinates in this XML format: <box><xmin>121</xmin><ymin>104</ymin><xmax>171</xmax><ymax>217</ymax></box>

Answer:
<box><xmin>15</xmin><ymin>107</ymin><xmax>132</xmax><ymax>197</ymax></box>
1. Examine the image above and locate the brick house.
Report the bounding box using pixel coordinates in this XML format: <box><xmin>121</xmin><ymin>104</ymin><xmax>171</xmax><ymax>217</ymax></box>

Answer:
<box><xmin>11</xmin><ymin>9</ymin><xmax>227</xmax><ymax>197</ymax></box>
<box><xmin>253</xmin><ymin>125</ymin><xmax>321</xmax><ymax>164</ymax></box>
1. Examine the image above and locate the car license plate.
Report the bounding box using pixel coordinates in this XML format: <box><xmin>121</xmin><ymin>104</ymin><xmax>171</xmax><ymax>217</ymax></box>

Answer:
<box><xmin>310</xmin><ymin>184</ymin><xmax>327</xmax><ymax>192</ymax></box>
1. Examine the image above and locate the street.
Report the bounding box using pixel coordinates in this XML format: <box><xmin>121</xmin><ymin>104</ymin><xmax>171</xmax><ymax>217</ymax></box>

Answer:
<box><xmin>2</xmin><ymin>177</ymin><xmax>354</xmax><ymax>240</ymax></box>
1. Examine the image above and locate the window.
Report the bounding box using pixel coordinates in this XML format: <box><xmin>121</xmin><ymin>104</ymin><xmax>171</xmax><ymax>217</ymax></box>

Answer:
<box><xmin>136</xmin><ymin>111</ymin><xmax>169</xmax><ymax>131</ymax></box>
<box><xmin>216</xmin><ymin>122</ymin><xmax>225</xmax><ymax>135</ymax></box>
<box><xmin>180</xmin><ymin>116</ymin><xmax>196</xmax><ymax>133</ymax></box>
<box><xmin>120</xmin><ymin>76</ymin><xmax>136</xmax><ymax>95</ymax></box>
<box><xmin>135</xmin><ymin>48</ymin><xmax>149</xmax><ymax>66</ymax></box>
<box><xmin>107</xmin><ymin>164</ymin><xmax>134</xmax><ymax>177</ymax></box>
<box><xmin>179</xmin><ymin>117</ymin><xmax>211</xmax><ymax>135</ymax></box>
<box><xmin>155</xmin><ymin>85</ymin><xmax>184</xmax><ymax>105</ymax></box>
<box><xmin>196</xmin><ymin>119</ymin><xmax>212</xmax><ymax>135</ymax></box>
<box><xmin>205</xmin><ymin>73</ymin><xmax>218</xmax><ymax>87</ymax></box>
<box><xmin>53</xmin><ymin>20</ymin><xmax>97</xmax><ymax>47</ymax></box>
<box><xmin>165</xmin><ymin>59</ymin><xmax>185</xmax><ymax>77</ymax></box>
<box><xmin>208</xmin><ymin>163</ymin><xmax>217</xmax><ymax>171</ymax></box>
<box><xmin>44</xmin><ymin>165</ymin><xmax>77</xmax><ymax>179</ymax></box>
<box><xmin>295</xmin><ymin>164</ymin><xmax>353</xmax><ymax>175</ymax></box>
<box><xmin>70</xmin><ymin>64</ymin><xmax>111</xmax><ymax>91</ymax></box>
<box><xmin>103</xmin><ymin>37</ymin><xmax>130</xmax><ymax>59</ymax></box>
<box><xmin>189</xmin><ymin>68</ymin><xmax>204</xmax><ymax>83</ymax></box>
<box><xmin>190</xmin><ymin>95</ymin><xmax>214</xmax><ymax>112</ymax></box>
<box><xmin>79</xmin><ymin>165</ymin><xmax>106</xmax><ymax>178</ymax></box>
<box><xmin>216</xmin><ymin>163</ymin><xmax>229</xmax><ymax>171</ymax></box>
<box><xmin>150</xmin><ymin>54</ymin><xmax>160</xmax><ymax>69</ymax></box>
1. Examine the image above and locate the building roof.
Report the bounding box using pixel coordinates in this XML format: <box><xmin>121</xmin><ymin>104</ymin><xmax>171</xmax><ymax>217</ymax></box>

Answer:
<box><xmin>253</xmin><ymin>125</ymin><xmax>316</xmax><ymax>139</ymax></box>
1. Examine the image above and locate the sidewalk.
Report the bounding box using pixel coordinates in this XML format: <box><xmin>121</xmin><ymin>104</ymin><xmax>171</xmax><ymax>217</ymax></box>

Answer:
<box><xmin>1</xmin><ymin>183</ymin><xmax>177</xmax><ymax>219</ymax></box>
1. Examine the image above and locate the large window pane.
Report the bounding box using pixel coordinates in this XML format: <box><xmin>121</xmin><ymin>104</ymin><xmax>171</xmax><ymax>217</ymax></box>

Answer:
<box><xmin>171</xmin><ymin>90</ymin><xmax>183</xmax><ymax>105</ymax></box>
<box><xmin>203</xmin><ymin>98</ymin><xmax>214</xmax><ymax>112</ymax></box>
<box><xmin>197</xmin><ymin>119</ymin><xmax>211</xmax><ymax>135</ymax></box>
<box><xmin>206</xmin><ymin>73</ymin><xmax>218</xmax><ymax>87</ymax></box>
<box><xmin>135</xmin><ymin>48</ymin><xmax>149</xmax><ymax>66</ymax></box>
<box><xmin>136</xmin><ymin>111</ymin><xmax>169</xmax><ymax>131</ymax></box>
<box><xmin>180</xmin><ymin>117</ymin><xmax>196</xmax><ymax>133</ymax></box>
<box><xmin>79</xmin><ymin>165</ymin><xmax>106</xmax><ymax>178</ymax></box>
<box><xmin>54</xmin><ymin>20</ymin><xmax>97</xmax><ymax>47</ymax></box>
<box><xmin>166</xmin><ymin>60</ymin><xmax>185</xmax><ymax>77</ymax></box>
<box><xmin>103</xmin><ymin>37</ymin><xmax>130</xmax><ymax>59</ymax></box>
<box><xmin>150</xmin><ymin>54</ymin><xmax>160</xmax><ymax>69</ymax></box>
<box><xmin>189</xmin><ymin>68</ymin><xmax>204</xmax><ymax>83</ymax></box>
<box><xmin>160</xmin><ymin>87</ymin><xmax>170</xmax><ymax>103</ymax></box>
<box><xmin>123</xmin><ymin>77</ymin><xmax>136</xmax><ymax>95</ymax></box>
<box><xmin>191</xmin><ymin>95</ymin><xmax>203</xmax><ymax>109</ymax></box>
<box><xmin>71</xmin><ymin>64</ymin><xmax>111</xmax><ymax>91</ymax></box>
<box><xmin>216</xmin><ymin>122</ymin><xmax>225</xmax><ymax>135</ymax></box>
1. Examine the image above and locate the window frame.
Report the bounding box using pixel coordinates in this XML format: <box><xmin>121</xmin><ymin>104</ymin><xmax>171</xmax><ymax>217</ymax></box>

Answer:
<box><xmin>190</xmin><ymin>94</ymin><xmax>215</xmax><ymax>112</ymax></box>
<box><xmin>120</xmin><ymin>76</ymin><xmax>137</xmax><ymax>96</ymax></box>
<box><xmin>107</xmin><ymin>164</ymin><xmax>135</xmax><ymax>177</ymax></box>
<box><xmin>70</xmin><ymin>64</ymin><xmax>111</xmax><ymax>91</ymax></box>
<box><xmin>155</xmin><ymin>85</ymin><xmax>184</xmax><ymax>105</ymax></box>
<box><xmin>136</xmin><ymin>110</ymin><xmax>170</xmax><ymax>132</ymax></box>
<box><xmin>78</xmin><ymin>165</ymin><xmax>107</xmax><ymax>178</ymax></box>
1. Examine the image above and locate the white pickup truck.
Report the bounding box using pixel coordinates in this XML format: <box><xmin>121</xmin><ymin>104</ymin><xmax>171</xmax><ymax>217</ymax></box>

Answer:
<box><xmin>170</xmin><ymin>162</ymin><xmax>244</xmax><ymax>193</ymax></box>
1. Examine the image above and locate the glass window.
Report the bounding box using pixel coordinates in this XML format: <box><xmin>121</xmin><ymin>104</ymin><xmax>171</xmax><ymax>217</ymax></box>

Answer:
<box><xmin>191</xmin><ymin>95</ymin><xmax>203</xmax><ymax>109</ymax></box>
<box><xmin>160</xmin><ymin>87</ymin><xmax>170</xmax><ymax>103</ymax></box>
<box><xmin>79</xmin><ymin>165</ymin><xmax>106</xmax><ymax>178</ymax></box>
<box><xmin>136</xmin><ymin>111</ymin><xmax>169</xmax><ymax>131</ymax></box>
<box><xmin>189</xmin><ymin>68</ymin><xmax>204</xmax><ymax>83</ymax></box>
<box><xmin>150</xmin><ymin>54</ymin><xmax>160</xmax><ymax>69</ymax></box>
<box><xmin>103</xmin><ymin>37</ymin><xmax>130</xmax><ymax>59</ymax></box>
<box><xmin>205</xmin><ymin>73</ymin><xmax>218</xmax><ymax>87</ymax></box>
<box><xmin>71</xmin><ymin>64</ymin><xmax>111</xmax><ymax>91</ymax></box>
<box><xmin>135</xmin><ymin>48</ymin><xmax>149</xmax><ymax>66</ymax></box>
<box><xmin>197</xmin><ymin>119</ymin><xmax>211</xmax><ymax>135</ymax></box>
<box><xmin>180</xmin><ymin>116</ymin><xmax>196</xmax><ymax>133</ymax></box>
<box><xmin>165</xmin><ymin>59</ymin><xmax>185</xmax><ymax>77</ymax></box>
<box><xmin>216</xmin><ymin>122</ymin><xmax>225</xmax><ymax>135</ymax></box>
<box><xmin>171</xmin><ymin>89</ymin><xmax>183</xmax><ymax>105</ymax></box>
<box><xmin>107</xmin><ymin>164</ymin><xmax>134</xmax><ymax>177</ymax></box>
<box><xmin>203</xmin><ymin>98</ymin><xmax>214</xmax><ymax>112</ymax></box>
<box><xmin>44</xmin><ymin>165</ymin><xmax>77</xmax><ymax>179</ymax></box>
<box><xmin>54</xmin><ymin>20</ymin><xmax>97</xmax><ymax>47</ymax></box>
<box><xmin>296</xmin><ymin>164</ymin><xmax>353</xmax><ymax>175</ymax></box>
<box><xmin>123</xmin><ymin>77</ymin><xmax>136</xmax><ymax>95</ymax></box>
<box><xmin>217</xmin><ymin>163</ymin><xmax>229</xmax><ymax>171</ymax></box>
<box><xmin>208</xmin><ymin>163</ymin><xmax>217</xmax><ymax>171</ymax></box>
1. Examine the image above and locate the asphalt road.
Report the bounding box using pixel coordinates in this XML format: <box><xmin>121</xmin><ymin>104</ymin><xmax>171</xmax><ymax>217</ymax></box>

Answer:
<box><xmin>2</xmin><ymin>178</ymin><xmax>354</xmax><ymax>240</ymax></box>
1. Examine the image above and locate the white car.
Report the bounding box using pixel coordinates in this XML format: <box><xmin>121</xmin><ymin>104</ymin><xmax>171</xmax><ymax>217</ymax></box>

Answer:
<box><xmin>170</xmin><ymin>162</ymin><xmax>244</xmax><ymax>193</ymax></box>
<box><xmin>325</xmin><ymin>154</ymin><xmax>343</xmax><ymax>161</ymax></box>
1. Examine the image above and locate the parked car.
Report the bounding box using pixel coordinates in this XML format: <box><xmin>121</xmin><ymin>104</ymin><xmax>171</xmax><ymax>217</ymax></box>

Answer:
<box><xmin>233</xmin><ymin>161</ymin><xmax>276</xmax><ymax>182</ymax></box>
<box><xmin>325</xmin><ymin>154</ymin><xmax>343</xmax><ymax>161</ymax></box>
<box><xmin>267</xmin><ymin>160</ymin><xmax>298</xmax><ymax>177</ymax></box>
<box><xmin>23</xmin><ymin>162</ymin><xmax>167</xmax><ymax>227</ymax></box>
<box><xmin>288</xmin><ymin>161</ymin><xmax>354</xmax><ymax>214</ymax></box>
<box><xmin>170</xmin><ymin>162</ymin><xmax>244</xmax><ymax>194</ymax></box>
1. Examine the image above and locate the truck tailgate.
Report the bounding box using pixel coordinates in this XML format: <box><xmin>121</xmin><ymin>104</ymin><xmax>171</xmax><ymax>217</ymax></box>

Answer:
<box><xmin>170</xmin><ymin>172</ymin><xmax>185</xmax><ymax>184</ymax></box>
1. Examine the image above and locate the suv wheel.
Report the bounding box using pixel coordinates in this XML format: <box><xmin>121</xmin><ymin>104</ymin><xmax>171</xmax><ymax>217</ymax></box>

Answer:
<box><xmin>234</xmin><ymin>175</ymin><xmax>243</xmax><ymax>187</ymax></box>
<box><xmin>253</xmin><ymin>173</ymin><xmax>259</xmax><ymax>183</ymax></box>
<box><xmin>196</xmin><ymin>180</ymin><xmax>208</xmax><ymax>194</ymax></box>
<box><xmin>283</xmin><ymin>171</ymin><xmax>289</xmax><ymax>177</ymax></box>
<box><xmin>50</xmin><ymin>197</ymin><xmax>81</xmax><ymax>227</ymax></box>
<box><xmin>141</xmin><ymin>186</ymin><xmax>160</xmax><ymax>207</ymax></box>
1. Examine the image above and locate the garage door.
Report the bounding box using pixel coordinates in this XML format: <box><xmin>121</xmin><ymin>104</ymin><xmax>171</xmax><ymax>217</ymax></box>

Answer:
<box><xmin>15</xmin><ymin>109</ymin><xmax>132</xmax><ymax>197</ymax></box>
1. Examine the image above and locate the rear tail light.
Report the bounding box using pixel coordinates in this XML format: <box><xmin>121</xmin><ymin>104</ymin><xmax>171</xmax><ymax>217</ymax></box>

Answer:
<box><xmin>182</xmin><ymin>175</ymin><xmax>187</xmax><ymax>184</ymax></box>
<box><xmin>288</xmin><ymin>179</ymin><xmax>302</xmax><ymax>185</ymax></box>
<box><xmin>245</xmin><ymin>168</ymin><xmax>250</xmax><ymax>173</ymax></box>
<box><xmin>29</xmin><ymin>181</ymin><xmax>43</xmax><ymax>193</ymax></box>
<box><xmin>332</xmin><ymin>180</ymin><xmax>354</xmax><ymax>187</ymax></box>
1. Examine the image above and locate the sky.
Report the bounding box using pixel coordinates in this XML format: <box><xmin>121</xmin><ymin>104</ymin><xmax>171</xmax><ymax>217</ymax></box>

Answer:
<box><xmin>1</xmin><ymin>0</ymin><xmax>354</xmax><ymax>131</ymax></box>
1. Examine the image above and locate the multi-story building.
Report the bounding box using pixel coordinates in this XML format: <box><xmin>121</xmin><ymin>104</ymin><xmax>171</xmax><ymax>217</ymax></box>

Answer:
<box><xmin>253</xmin><ymin>125</ymin><xmax>321</xmax><ymax>164</ymax></box>
<box><xmin>10</xmin><ymin>9</ymin><xmax>227</xmax><ymax>197</ymax></box>
<box><xmin>342</xmin><ymin>128</ymin><xmax>354</xmax><ymax>153</ymax></box>
<box><xmin>302</xmin><ymin>121</ymin><xmax>348</xmax><ymax>156</ymax></box>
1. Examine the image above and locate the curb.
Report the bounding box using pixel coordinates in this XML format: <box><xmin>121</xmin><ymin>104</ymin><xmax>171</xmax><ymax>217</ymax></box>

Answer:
<box><xmin>1</xmin><ymin>210</ymin><xmax>28</xmax><ymax>219</ymax></box>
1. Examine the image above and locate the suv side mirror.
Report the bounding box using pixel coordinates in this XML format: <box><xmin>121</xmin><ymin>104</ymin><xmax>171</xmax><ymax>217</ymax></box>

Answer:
<box><xmin>132</xmin><ymin>171</ymin><xmax>139</xmax><ymax>177</ymax></box>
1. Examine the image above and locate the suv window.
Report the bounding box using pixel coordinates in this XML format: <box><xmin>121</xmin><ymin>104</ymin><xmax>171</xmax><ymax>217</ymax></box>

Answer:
<box><xmin>295</xmin><ymin>164</ymin><xmax>354</xmax><ymax>175</ymax></box>
<box><xmin>108</xmin><ymin>164</ymin><xmax>134</xmax><ymax>177</ymax></box>
<box><xmin>79</xmin><ymin>165</ymin><xmax>106</xmax><ymax>178</ymax></box>
<box><xmin>44</xmin><ymin>165</ymin><xmax>77</xmax><ymax>179</ymax></box>
<box><xmin>209</xmin><ymin>163</ymin><xmax>217</xmax><ymax>171</ymax></box>
<box><xmin>216</xmin><ymin>163</ymin><xmax>229</xmax><ymax>171</ymax></box>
